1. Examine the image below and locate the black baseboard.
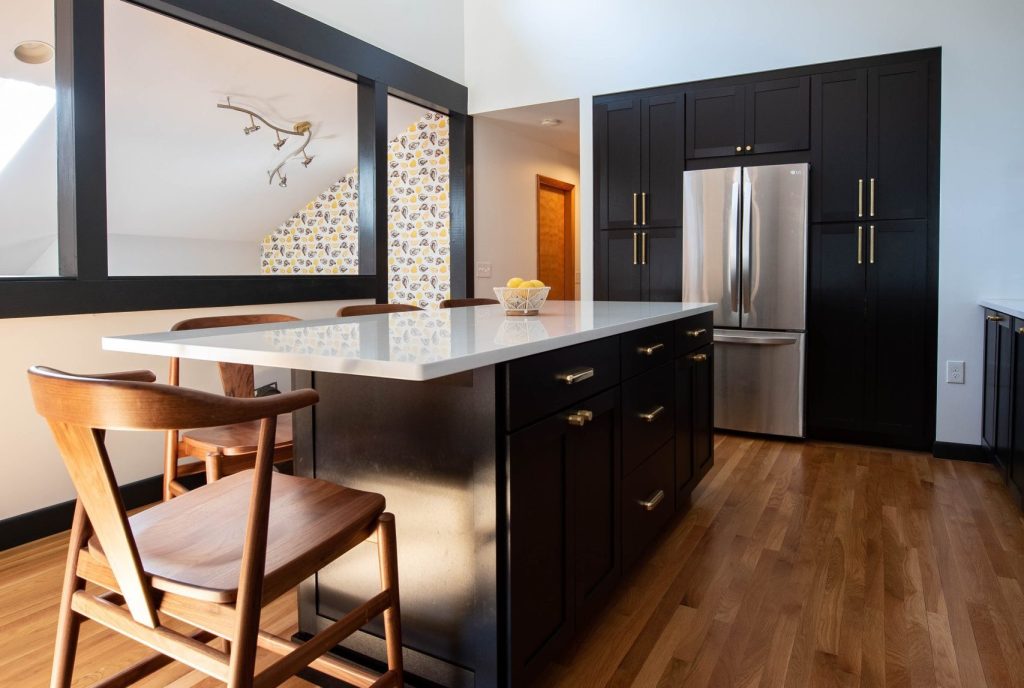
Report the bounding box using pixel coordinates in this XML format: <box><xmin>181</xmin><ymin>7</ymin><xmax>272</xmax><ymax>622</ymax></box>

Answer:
<box><xmin>932</xmin><ymin>441</ymin><xmax>990</xmax><ymax>463</ymax></box>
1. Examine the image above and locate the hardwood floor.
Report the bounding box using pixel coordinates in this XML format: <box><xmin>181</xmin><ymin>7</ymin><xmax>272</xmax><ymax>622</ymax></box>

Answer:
<box><xmin>2</xmin><ymin>434</ymin><xmax>1023</xmax><ymax>687</ymax></box>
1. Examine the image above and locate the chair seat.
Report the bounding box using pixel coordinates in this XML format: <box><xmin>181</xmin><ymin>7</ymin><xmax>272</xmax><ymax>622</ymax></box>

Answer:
<box><xmin>89</xmin><ymin>470</ymin><xmax>384</xmax><ymax>604</ymax></box>
<box><xmin>180</xmin><ymin>414</ymin><xmax>293</xmax><ymax>457</ymax></box>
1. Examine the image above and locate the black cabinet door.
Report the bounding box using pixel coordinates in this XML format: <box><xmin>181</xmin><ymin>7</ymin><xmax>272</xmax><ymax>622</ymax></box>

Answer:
<box><xmin>1011</xmin><ymin>320</ymin><xmax>1024</xmax><ymax>493</ymax></box>
<box><xmin>641</xmin><ymin>94</ymin><xmax>684</xmax><ymax>228</ymax></box>
<box><xmin>642</xmin><ymin>228</ymin><xmax>683</xmax><ymax>302</ymax></box>
<box><xmin>595</xmin><ymin>98</ymin><xmax>642</xmax><ymax>230</ymax></box>
<box><xmin>807</xmin><ymin>224</ymin><xmax>867</xmax><ymax>435</ymax></box>
<box><xmin>674</xmin><ymin>352</ymin><xmax>695</xmax><ymax>508</ymax></box>
<box><xmin>996</xmin><ymin>318</ymin><xmax>1014</xmax><ymax>472</ymax></box>
<box><xmin>868</xmin><ymin>61</ymin><xmax>929</xmax><ymax>220</ymax></box>
<box><xmin>746</xmin><ymin>76</ymin><xmax>810</xmax><ymax>154</ymax></box>
<box><xmin>568</xmin><ymin>388</ymin><xmax>620</xmax><ymax>622</ymax></box>
<box><xmin>812</xmin><ymin>69</ymin><xmax>869</xmax><ymax>223</ymax></box>
<box><xmin>864</xmin><ymin>220</ymin><xmax>929</xmax><ymax>446</ymax></box>
<box><xmin>691</xmin><ymin>345</ymin><xmax>714</xmax><ymax>475</ymax></box>
<box><xmin>605</xmin><ymin>230</ymin><xmax>644</xmax><ymax>301</ymax></box>
<box><xmin>983</xmin><ymin>312</ymin><xmax>1001</xmax><ymax>452</ymax></box>
<box><xmin>687</xmin><ymin>86</ymin><xmax>745</xmax><ymax>159</ymax></box>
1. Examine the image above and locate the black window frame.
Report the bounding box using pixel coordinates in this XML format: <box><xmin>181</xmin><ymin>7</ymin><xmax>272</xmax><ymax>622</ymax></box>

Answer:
<box><xmin>0</xmin><ymin>0</ymin><xmax>471</xmax><ymax>318</ymax></box>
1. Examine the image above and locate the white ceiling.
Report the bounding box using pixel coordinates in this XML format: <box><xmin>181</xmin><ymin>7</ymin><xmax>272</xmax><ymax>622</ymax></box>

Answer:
<box><xmin>474</xmin><ymin>99</ymin><xmax>580</xmax><ymax>156</ymax></box>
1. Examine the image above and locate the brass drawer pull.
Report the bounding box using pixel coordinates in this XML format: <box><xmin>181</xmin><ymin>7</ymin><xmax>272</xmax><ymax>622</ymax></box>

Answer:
<box><xmin>858</xmin><ymin>178</ymin><xmax>864</xmax><ymax>218</ymax></box>
<box><xmin>637</xmin><ymin>342</ymin><xmax>665</xmax><ymax>356</ymax></box>
<box><xmin>986</xmin><ymin>314</ymin><xmax>1005</xmax><ymax>322</ymax></box>
<box><xmin>632</xmin><ymin>193</ymin><xmax>638</xmax><ymax>226</ymax></box>
<box><xmin>632</xmin><ymin>232</ymin><xmax>638</xmax><ymax>265</ymax></box>
<box><xmin>1018</xmin><ymin>327</ymin><xmax>1024</xmax><ymax>335</ymax></box>
<box><xmin>637</xmin><ymin>489</ymin><xmax>665</xmax><ymax>512</ymax></box>
<box><xmin>641</xmin><ymin>192</ymin><xmax>648</xmax><ymax>225</ymax></box>
<box><xmin>556</xmin><ymin>367</ymin><xmax>594</xmax><ymax>385</ymax></box>
<box><xmin>869</xmin><ymin>178</ymin><xmax>876</xmax><ymax>217</ymax></box>
<box><xmin>567</xmin><ymin>409</ymin><xmax>594</xmax><ymax>426</ymax></box>
<box><xmin>689</xmin><ymin>353</ymin><xmax>708</xmax><ymax>362</ymax></box>
<box><xmin>857</xmin><ymin>226</ymin><xmax>863</xmax><ymax>265</ymax></box>
<box><xmin>687</xmin><ymin>328</ymin><xmax>707</xmax><ymax>338</ymax></box>
<box><xmin>639</xmin><ymin>405</ymin><xmax>665</xmax><ymax>423</ymax></box>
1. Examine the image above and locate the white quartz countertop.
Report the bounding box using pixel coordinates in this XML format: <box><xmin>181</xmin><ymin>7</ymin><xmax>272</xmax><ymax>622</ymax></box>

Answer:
<box><xmin>979</xmin><ymin>299</ymin><xmax>1024</xmax><ymax>321</ymax></box>
<box><xmin>103</xmin><ymin>301</ymin><xmax>715</xmax><ymax>381</ymax></box>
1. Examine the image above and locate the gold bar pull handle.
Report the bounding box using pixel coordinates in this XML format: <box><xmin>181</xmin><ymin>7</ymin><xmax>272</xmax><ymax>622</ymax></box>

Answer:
<box><xmin>986</xmin><ymin>314</ymin><xmax>1005</xmax><ymax>322</ymax></box>
<box><xmin>687</xmin><ymin>328</ymin><xmax>708</xmax><ymax>338</ymax></box>
<box><xmin>858</xmin><ymin>178</ymin><xmax>864</xmax><ymax>218</ymax></box>
<box><xmin>869</xmin><ymin>178</ymin><xmax>876</xmax><ymax>217</ymax></box>
<box><xmin>857</xmin><ymin>226</ymin><xmax>863</xmax><ymax>265</ymax></box>
<box><xmin>1018</xmin><ymin>326</ymin><xmax>1024</xmax><ymax>335</ymax></box>
<box><xmin>869</xmin><ymin>225</ymin><xmax>875</xmax><ymax>264</ymax></box>
<box><xmin>637</xmin><ymin>342</ymin><xmax>665</xmax><ymax>356</ymax></box>
<box><xmin>641</xmin><ymin>192</ymin><xmax>647</xmax><ymax>225</ymax></box>
<box><xmin>632</xmin><ymin>192</ymin><xmax>638</xmax><ymax>226</ymax></box>
<box><xmin>638</xmin><ymin>405</ymin><xmax>665</xmax><ymax>423</ymax></box>
<box><xmin>637</xmin><ymin>489</ymin><xmax>665</xmax><ymax>512</ymax></box>
<box><xmin>567</xmin><ymin>409</ymin><xmax>594</xmax><ymax>427</ymax></box>
<box><xmin>632</xmin><ymin>232</ymin><xmax>638</xmax><ymax>266</ymax></box>
<box><xmin>556</xmin><ymin>367</ymin><xmax>595</xmax><ymax>385</ymax></box>
<box><xmin>641</xmin><ymin>232</ymin><xmax>647</xmax><ymax>265</ymax></box>
<box><xmin>689</xmin><ymin>353</ymin><xmax>708</xmax><ymax>362</ymax></box>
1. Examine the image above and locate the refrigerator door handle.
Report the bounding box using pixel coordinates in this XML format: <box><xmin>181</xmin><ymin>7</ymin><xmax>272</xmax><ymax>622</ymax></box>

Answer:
<box><xmin>728</xmin><ymin>180</ymin><xmax>741</xmax><ymax>313</ymax></box>
<box><xmin>740</xmin><ymin>172</ymin><xmax>753</xmax><ymax>318</ymax></box>
<box><xmin>714</xmin><ymin>333</ymin><xmax>800</xmax><ymax>346</ymax></box>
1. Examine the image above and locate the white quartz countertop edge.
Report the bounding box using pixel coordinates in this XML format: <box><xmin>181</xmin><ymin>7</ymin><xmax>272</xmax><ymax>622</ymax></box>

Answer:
<box><xmin>979</xmin><ymin>299</ymin><xmax>1024</xmax><ymax>321</ymax></box>
<box><xmin>102</xmin><ymin>303</ymin><xmax>715</xmax><ymax>381</ymax></box>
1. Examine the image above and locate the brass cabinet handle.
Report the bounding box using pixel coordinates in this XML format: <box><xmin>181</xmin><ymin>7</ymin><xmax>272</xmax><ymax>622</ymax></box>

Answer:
<box><xmin>556</xmin><ymin>367</ymin><xmax>595</xmax><ymax>385</ymax></box>
<box><xmin>641</xmin><ymin>192</ymin><xmax>647</xmax><ymax>225</ymax></box>
<box><xmin>1018</xmin><ymin>326</ymin><xmax>1024</xmax><ymax>335</ymax></box>
<box><xmin>869</xmin><ymin>225</ymin><xmax>875</xmax><ymax>264</ymax></box>
<box><xmin>869</xmin><ymin>178</ymin><xmax>876</xmax><ymax>217</ymax></box>
<box><xmin>687</xmin><ymin>328</ymin><xmax>707</xmax><ymax>338</ymax></box>
<box><xmin>857</xmin><ymin>226</ymin><xmax>863</xmax><ymax>265</ymax></box>
<box><xmin>689</xmin><ymin>353</ymin><xmax>708</xmax><ymax>362</ymax></box>
<box><xmin>735</xmin><ymin>145</ymin><xmax>743</xmax><ymax>152</ymax></box>
<box><xmin>858</xmin><ymin>179</ymin><xmax>864</xmax><ymax>218</ymax></box>
<box><xmin>639</xmin><ymin>405</ymin><xmax>665</xmax><ymax>423</ymax></box>
<box><xmin>632</xmin><ymin>192</ymin><xmax>638</xmax><ymax>226</ymax></box>
<box><xmin>638</xmin><ymin>342</ymin><xmax>665</xmax><ymax>356</ymax></box>
<box><xmin>632</xmin><ymin>232</ymin><xmax>638</xmax><ymax>266</ymax></box>
<box><xmin>745</xmin><ymin>145</ymin><xmax>752</xmax><ymax>152</ymax></box>
<box><xmin>986</xmin><ymin>314</ymin><xmax>1005</xmax><ymax>322</ymax></box>
<box><xmin>637</xmin><ymin>489</ymin><xmax>665</xmax><ymax>511</ymax></box>
<box><xmin>567</xmin><ymin>409</ymin><xmax>594</xmax><ymax>427</ymax></box>
<box><xmin>641</xmin><ymin>232</ymin><xmax>647</xmax><ymax>265</ymax></box>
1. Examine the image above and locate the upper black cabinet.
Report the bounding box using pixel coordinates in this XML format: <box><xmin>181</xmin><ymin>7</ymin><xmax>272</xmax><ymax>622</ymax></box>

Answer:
<box><xmin>813</xmin><ymin>61</ymin><xmax>929</xmax><ymax>222</ymax></box>
<box><xmin>687</xmin><ymin>77</ymin><xmax>809</xmax><ymax>158</ymax></box>
<box><xmin>595</xmin><ymin>93</ymin><xmax>683</xmax><ymax>230</ymax></box>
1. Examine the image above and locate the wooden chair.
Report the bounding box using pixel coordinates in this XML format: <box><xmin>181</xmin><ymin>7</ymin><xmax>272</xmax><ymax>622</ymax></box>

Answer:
<box><xmin>29</xmin><ymin>366</ymin><xmax>403</xmax><ymax>688</ymax></box>
<box><xmin>336</xmin><ymin>303</ymin><xmax>422</xmax><ymax>317</ymax></box>
<box><xmin>165</xmin><ymin>314</ymin><xmax>299</xmax><ymax>500</ymax></box>
<box><xmin>439</xmin><ymin>298</ymin><xmax>499</xmax><ymax>308</ymax></box>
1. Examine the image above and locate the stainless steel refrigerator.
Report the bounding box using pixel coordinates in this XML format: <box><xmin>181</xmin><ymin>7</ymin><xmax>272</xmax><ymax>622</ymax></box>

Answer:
<box><xmin>682</xmin><ymin>163</ymin><xmax>808</xmax><ymax>437</ymax></box>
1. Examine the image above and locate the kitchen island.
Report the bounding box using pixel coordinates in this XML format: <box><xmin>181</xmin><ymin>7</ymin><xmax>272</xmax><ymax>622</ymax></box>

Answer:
<box><xmin>104</xmin><ymin>301</ymin><xmax>715</xmax><ymax>687</ymax></box>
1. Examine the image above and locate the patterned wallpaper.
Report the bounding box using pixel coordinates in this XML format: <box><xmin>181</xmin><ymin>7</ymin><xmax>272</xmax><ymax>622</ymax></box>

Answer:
<box><xmin>260</xmin><ymin>112</ymin><xmax>451</xmax><ymax>308</ymax></box>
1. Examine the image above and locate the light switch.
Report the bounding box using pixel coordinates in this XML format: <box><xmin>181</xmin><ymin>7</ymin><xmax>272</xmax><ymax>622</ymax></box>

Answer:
<box><xmin>476</xmin><ymin>261</ymin><xmax>492</xmax><ymax>278</ymax></box>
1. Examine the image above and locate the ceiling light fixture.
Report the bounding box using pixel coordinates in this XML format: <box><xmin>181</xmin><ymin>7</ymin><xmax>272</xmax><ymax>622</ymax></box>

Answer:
<box><xmin>13</xmin><ymin>41</ymin><xmax>54</xmax><ymax>65</ymax></box>
<box><xmin>218</xmin><ymin>97</ymin><xmax>315</xmax><ymax>188</ymax></box>
<box><xmin>540</xmin><ymin>118</ymin><xmax>562</xmax><ymax>127</ymax></box>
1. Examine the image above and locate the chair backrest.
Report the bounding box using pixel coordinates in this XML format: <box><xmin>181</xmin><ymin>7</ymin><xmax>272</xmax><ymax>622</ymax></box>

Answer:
<box><xmin>439</xmin><ymin>298</ymin><xmax>499</xmax><ymax>309</ymax></box>
<box><xmin>337</xmin><ymin>303</ymin><xmax>423</xmax><ymax>317</ymax></box>
<box><xmin>27</xmin><ymin>366</ymin><xmax>318</xmax><ymax>627</ymax></box>
<box><xmin>169</xmin><ymin>314</ymin><xmax>299</xmax><ymax>397</ymax></box>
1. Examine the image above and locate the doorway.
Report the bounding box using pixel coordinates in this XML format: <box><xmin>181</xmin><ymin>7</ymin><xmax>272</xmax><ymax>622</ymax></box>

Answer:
<box><xmin>537</xmin><ymin>175</ymin><xmax>575</xmax><ymax>300</ymax></box>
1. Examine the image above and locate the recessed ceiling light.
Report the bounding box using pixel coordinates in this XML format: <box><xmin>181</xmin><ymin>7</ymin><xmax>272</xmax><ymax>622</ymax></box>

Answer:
<box><xmin>540</xmin><ymin>118</ymin><xmax>562</xmax><ymax>127</ymax></box>
<box><xmin>14</xmin><ymin>41</ymin><xmax>54</xmax><ymax>65</ymax></box>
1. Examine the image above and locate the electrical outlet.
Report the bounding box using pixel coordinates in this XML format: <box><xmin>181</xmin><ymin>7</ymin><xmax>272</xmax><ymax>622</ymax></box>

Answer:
<box><xmin>476</xmin><ymin>261</ymin><xmax>492</xmax><ymax>278</ymax></box>
<box><xmin>946</xmin><ymin>360</ymin><xmax>965</xmax><ymax>384</ymax></box>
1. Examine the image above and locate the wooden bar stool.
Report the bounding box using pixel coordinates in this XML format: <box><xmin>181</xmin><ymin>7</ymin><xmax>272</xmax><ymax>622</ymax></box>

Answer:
<box><xmin>439</xmin><ymin>298</ymin><xmax>499</xmax><ymax>308</ymax></box>
<box><xmin>165</xmin><ymin>314</ymin><xmax>299</xmax><ymax>500</ymax></box>
<box><xmin>337</xmin><ymin>303</ymin><xmax>422</xmax><ymax>317</ymax></box>
<box><xmin>29</xmin><ymin>366</ymin><xmax>403</xmax><ymax>688</ymax></box>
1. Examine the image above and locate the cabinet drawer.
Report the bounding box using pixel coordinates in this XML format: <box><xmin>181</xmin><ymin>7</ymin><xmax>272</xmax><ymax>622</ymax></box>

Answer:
<box><xmin>622</xmin><ymin>365</ymin><xmax>675</xmax><ymax>474</ymax></box>
<box><xmin>622</xmin><ymin>441</ymin><xmax>674</xmax><ymax>570</ymax></box>
<box><xmin>506</xmin><ymin>337</ymin><xmax>620</xmax><ymax>430</ymax></box>
<box><xmin>675</xmin><ymin>312</ymin><xmax>713</xmax><ymax>355</ymax></box>
<box><xmin>620</xmin><ymin>323</ymin><xmax>674</xmax><ymax>380</ymax></box>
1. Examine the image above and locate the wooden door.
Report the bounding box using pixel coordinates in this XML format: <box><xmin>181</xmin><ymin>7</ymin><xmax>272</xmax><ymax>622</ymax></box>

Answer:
<box><xmin>864</xmin><ymin>220</ymin><xmax>929</xmax><ymax>447</ymax></box>
<box><xmin>868</xmin><ymin>61</ymin><xmax>929</xmax><ymax>220</ymax></box>
<box><xmin>746</xmin><ymin>76</ymin><xmax>810</xmax><ymax>154</ymax></box>
<box><xmin>808</xmin><ymin>223</ymin><xmax>867</xmax><ymax>436</ymax></box>
<box><xmin>605</xmin><ymin>230</ymin><xmax>644</xmax><ymax>301</ymax></box>
<box><xmin>537</xmin><ymin>175</ymin><xmax>575</xmax><ymax>300</ymax></box>
<box><xmin>641</xmin><ymin>93</ymin><xmax>684</xmax><ymax>228</ymax></box>
<box><xmin>595</xmin><ymin>98</ymin><xmax>642</xmax><ymax>229</ymax></box>
<box><xmin>686</xmin><ymin>86</ymin><xmax>745</xmax><ymax>159</ymax></box>
<box><xmin>642</xmin><ymin>228</ymin><xmax>682</xmax><ymax>302</ymax></box>
<box><xmin>812</xmin><ymin>69</ymin><xmax>868</xmax><ymax>222</ymax></box>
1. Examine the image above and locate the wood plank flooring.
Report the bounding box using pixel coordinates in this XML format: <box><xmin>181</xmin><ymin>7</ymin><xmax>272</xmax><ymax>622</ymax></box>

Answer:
<box><xmin>2</xmin><ymin>434</ymin><xmax>1023</xmax><ymax>687</ymax></box>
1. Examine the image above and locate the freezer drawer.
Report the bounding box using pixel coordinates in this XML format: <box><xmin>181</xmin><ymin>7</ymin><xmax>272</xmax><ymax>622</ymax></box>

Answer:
<box><xmin>713</xmin><ymin>330</ymin><xmax>804</xmax><ymax>437</ymax></box>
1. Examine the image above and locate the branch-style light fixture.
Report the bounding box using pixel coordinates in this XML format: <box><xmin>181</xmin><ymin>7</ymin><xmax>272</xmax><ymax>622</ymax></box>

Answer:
<box><xmin>217</xmin><ymin>97</ymin><xmax>315</xmax><ymax>188</ymax></box>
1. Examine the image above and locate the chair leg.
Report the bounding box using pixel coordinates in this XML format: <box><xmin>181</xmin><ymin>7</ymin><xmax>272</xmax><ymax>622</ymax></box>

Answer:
<box><xmin>376</xmin><ymin>513</ymin><xmax>403</xmax><ymax>679</ymax></box>
<box><xmin>205</xmin><ymin>450</ymin><xmax>223</xmax><ymax>483</ymax></box>
<box><xmin>51</xmin><ymin>501</ymin><xmax>89</xmax><ymax>688</ymax></box>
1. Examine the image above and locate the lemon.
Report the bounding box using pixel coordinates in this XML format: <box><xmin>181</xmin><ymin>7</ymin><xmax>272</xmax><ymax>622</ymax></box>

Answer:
<box><xmin>506</xmin><ymin>277</ymin><xmax>524</xmax><ymax>288</ymax></box>
<box><xmin>524</xmin><ymin>279</ymin><xmax>545</xmax><ymax>289</ymax></box>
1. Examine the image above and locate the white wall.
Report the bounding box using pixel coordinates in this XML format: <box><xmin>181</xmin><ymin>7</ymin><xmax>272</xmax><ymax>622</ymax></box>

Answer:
<box><xmin>0</xmin><ymin>299</ymin><xmax>370</xmax><ymax>520</ymax></box>
<box><xmin>473</xmin><ymin>118</ymin><xmax>580</xmax><ymax>295</ymax></box>
<box><xmin>464</xmin><ymin>0</ymin><xmax>1024</xmax><ymax>446</ymax></box>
